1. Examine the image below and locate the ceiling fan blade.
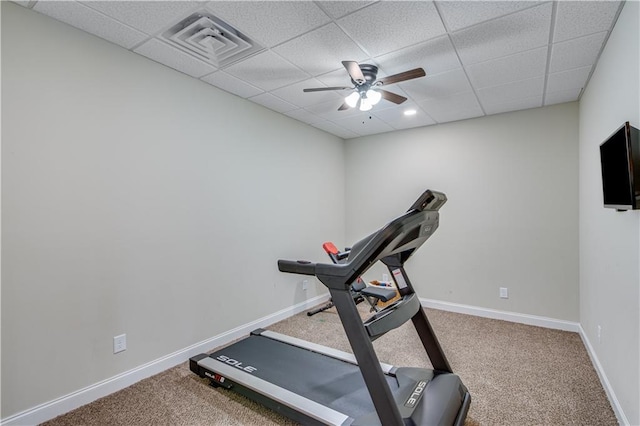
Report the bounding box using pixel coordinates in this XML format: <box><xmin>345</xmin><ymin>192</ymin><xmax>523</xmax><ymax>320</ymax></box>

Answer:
<box><xmin>342</xmin><ymin>61</ymin><xmax>366</xmax><ymax>85</ymax></box>
<box><xmin>338</xmin><ymin>102</ymin><xmax>351</xmax><ymax>111</ymax></box>
<box><xmin>380</xmin><ymin>90</ymin><xmax>407</xmax><ymax>104</ymax></box>
<box><xmin>303</xmin><ymin>86</ymin><xmax>352</xmax><ymax>92</ymax></box>
<box><xmin>377</xmin><ymin>68</ymin><xmax>426</xmax><ymax>86</ymax></box>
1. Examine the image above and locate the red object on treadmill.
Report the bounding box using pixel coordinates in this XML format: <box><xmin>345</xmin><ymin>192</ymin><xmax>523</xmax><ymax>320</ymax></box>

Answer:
<box><xmin>322</xmin><ymin>242</ymin><xmax>339</xmax><ymax>255</ymax></box>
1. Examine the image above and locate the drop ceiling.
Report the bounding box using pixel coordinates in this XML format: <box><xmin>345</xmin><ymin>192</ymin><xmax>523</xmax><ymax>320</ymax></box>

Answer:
<box><xmin>15</xmin><ymin>1</ymin><xmax>625</xmax><ymax>139</ymax></box>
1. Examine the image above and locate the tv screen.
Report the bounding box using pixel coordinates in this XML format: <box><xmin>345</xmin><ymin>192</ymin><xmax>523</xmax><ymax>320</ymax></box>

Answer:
<box><xmin>599</xmin><ymin>122</ymin><xmax>640</xmax><ymax>210</ymax></box>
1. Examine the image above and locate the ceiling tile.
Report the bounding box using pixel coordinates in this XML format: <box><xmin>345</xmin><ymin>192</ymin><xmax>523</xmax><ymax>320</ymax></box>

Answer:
<box><xmin>249</xmin><ymin>93</ymin><xmax>297</xmax><ymax>113</ymax></box>
<box><xmin>134</xmin><ymin>38</ymin><xmax>216</xmax><ymax>78</ymax></box>
<box><xmin>372</xmin><ymin>103</ymin><xmax>436</xmax><ymax>130</ymax></box>
<box><xmin>205</xmin><ymin>1</ymin><xmax>330</xmax><ymax>48</ymax></box>
<box><xmin>452</xmin><ymin>2</ymin><xmax>552</xmax><ymax>65</ymax></box>
<box><xmin>418</xmin><ymin>91</ymin><xmax>484</xmax><ymax>123</ymax></box>
<box><xmin>271</xmin><ymin>78</ymin><xmax>343</xmax><ymax>108</ymax></box>
<box><xmin>201</xmin><ymin>71</ymin><xmax>263</xmax><ymax>98</ymax></box>
<box><xmin>272</xmin><ymin>23</ymin><xmax>369</xmax><ymax>76</ymax></box>
<box><xmin>332</xmin><ymin>114</ymin><xmax>395</xmax><ymax>136</ymax></box>
<box><xmin>554</xmin><ymin>1</ymin><xmax>622</xmax><ymax>43</ymax></box>
<box><xmin>375</xmin><ymin>35</ymin><xmax>461</xmax><ymax>77</ymax></box>
<box><xmin>544</xmin><ymin>88</ymin><xmax>582</xmax><ymax>106</ymax></box>
<box><xmin>433</xmin><ymin>108</ymin><xmax>486</xmax><ymax>125</ymax></box>
<box><xmin>483</xmin><ymin>95</ymin><xmax>543</xmax><ymax>115</ymax></box>
<box><xmin>549</xmin><ymin>31</ymin><xmax>608</xmax><ymax>73</ymax></box>
<box><xmin>11</xmin><ymin>1</ymin><xmax>34</xmax><ymax>8</ymax></box>
<box><xmin>312</xmin><ymin>121</ymin><xmax>360</xmax><ymax>139</ymax></box>
<box><xmin>33</xmin><ymin>1</ymin><xmax>148</xmax><ymax>49</ymax></box>
<box><xmin>466</xmin><ymin>46</ymin><xmax>548</xmax><ymax>89</ymax></box>
<box><xmin>437</xmin><ymin>1</ymin><xmax>543</xmax><ymax>32</ymax></box>
<box><xmin>285</xmin><ymin>108</ymin><xmax>325</xmax><ymax>125</ymax></box>
<box><xmin>222</xmin><ymin>51</ymin><xmax>309</xmax><ymax>91</ymax></box>
<box><xmin>546</xmin><ymin>65</ymin><xmax>592</xmax><ymax>94</ymax></box>
<box><xmin>315</xmin><ymin>1</ymin><xmax>375</xmax><ymax>19</ymax></box>
<box><xmin>477</xmin><ymin>76</ymin><xmax>544</xmax><ymax>106</ymax></box>
<box><xmin>80</xmin><ymin>1</ymin><xmax>202</xmax><ymax>35</ymax></box>
<box><xmin>338</xmin><ymin>1</ymin><xmax>446</xmax><ymax>57</ymax></box>
<box><xmin>400</xmin><ymin>68</ymin><xmax>472</xmax><ymax>101</ymax></box>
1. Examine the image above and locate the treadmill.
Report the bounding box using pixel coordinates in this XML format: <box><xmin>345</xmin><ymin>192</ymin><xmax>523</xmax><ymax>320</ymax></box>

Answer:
<box><xmin>190</xmin><ymin>190</ymin><xmax>471</xmax><ymax>425</ymax></box>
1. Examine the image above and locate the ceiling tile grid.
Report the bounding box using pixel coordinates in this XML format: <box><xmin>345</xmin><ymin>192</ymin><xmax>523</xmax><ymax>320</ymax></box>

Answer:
<box><xmin>311</xmin><ymin>120</ymin><xmax>359</xmax><ymax>139</ymax></box>
<box><xmin>449</xmin><ymin>3</ymin><xmax>553</xmax><ymax>65</ymax></box>
<box><xmin>17</xmin><ymin>0</ymin><xmax>626</xmax><ymax>139</ymax></box>
<box><xmin>79</xmin><ymin>1</ymin><xmax>204</xmax><ymax>35</ymax></box>
<box><xmin>248</xmin><ymin>92</ymin><xmax>298</xmax><ymax>113</ymax></box>
<box><xmin>32</xmin><ymin>1</ymin><xmax>149</xmax><ymax>49</ymax></box>
<box><xmin>200</xmin><ymin>71</ymin><xmax>264</xmax><ymax>98</ymax></box>
<box><xmin>272</xmin><ymin>23</ymin><xmax>370</xmax><ymax>76</ymax></box>
<box><xmin>437</xmin><ymin>1</ymin><xmax>544</xmax><ymax>32</ymax></box>
<box><xmin>284</xmin><ymin>108</ymin><xmax>325</xmax><ymax>126</ymax></box>
<box><xmin>544</xmin><ymin>88</ymin><xmax>583</xmax><ymax>106</ymax></box>
<box><xmin>337</xmin><ymin>1</ymin><xmax>447</xmax><ymax>57</ymax></box>
<box><xmin>204</xmin><ymin>1</ymin><xmax>332</xmax><ymax>48</ymax></box>
<box><xmin>466</xmin><ymin>47</ymin><xmax>548</xmax><ymax>89</ymax></box>
<box><xmin>418</xmin><ymin>91</ymin><xmax>484</xmax><ymax>123</ymax></box>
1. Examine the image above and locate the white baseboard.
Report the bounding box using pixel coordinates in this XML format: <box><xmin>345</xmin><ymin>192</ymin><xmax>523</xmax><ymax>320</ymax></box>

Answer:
<box><xmin>421</xmin><ymin>298</ymin><xmax>629</xmax><ymax>424</ymax></box>
<box><xmin>420</xmin><ymin>298</ymin><xmax>580</xmax><ymax>332</ymax></box>
<box><xmin>0</xmin><ymin>294</ymin><xmax>330</xmax><ymax>426</ymax></box>
<box><xmin>577</xmin><ymin>325</ymin><xmax>630</xmax><ymax>425</ymax></box>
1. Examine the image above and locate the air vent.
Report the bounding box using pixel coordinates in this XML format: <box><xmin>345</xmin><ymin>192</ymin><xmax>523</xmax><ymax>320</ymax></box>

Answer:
<box><xmin>161</xmin><ymin>12</ymin><xmax>264</xmax><ymax>68</ymax></box>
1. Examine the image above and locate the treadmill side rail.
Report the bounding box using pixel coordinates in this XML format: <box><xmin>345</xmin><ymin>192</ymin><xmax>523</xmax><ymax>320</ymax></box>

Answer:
<box><xmin>198</xmin><ymin>357</ymin><xmax>354</xmax><ymax>426</ymax></box>
<box><xmin>257</xmin><ymin>329</ymin><xmax>395</xmax><ymax>374</ymax></box>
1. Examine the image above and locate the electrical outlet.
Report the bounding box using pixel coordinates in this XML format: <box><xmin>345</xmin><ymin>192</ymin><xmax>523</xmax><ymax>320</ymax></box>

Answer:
<box><xmin>597</xmin><ymin>325</ymin><xmax>602</xmax><ymax>343</ymax></box>
<box><xmin>499</xmin><ymin>287</ymin><xmax>508</xmax><ymax>299</ymax></box>
<box><xmin>114</xmin><ymin>334</ymin><xmax>127</xmax><ymax>354</ymax></box>
<box><xmin>302</xmin><ymin>280</ymin><xmax>308</xmax><ymax>291</ymax></box>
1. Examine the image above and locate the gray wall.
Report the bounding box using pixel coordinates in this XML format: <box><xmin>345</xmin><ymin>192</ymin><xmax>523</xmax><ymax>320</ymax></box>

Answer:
<box><xmin>578</xmin><ymin>1</ymin><xmax>639</xmax><ymax>424</ymax></box>
<box><xmin>1</xmin><ymin>2</ymin><xmax>344</xmax><ymax>417</ymax></box>
<box><xmin>345</xmin><ymin>103</ymin><xmax>579</xmax><ymax>321</ymax></box>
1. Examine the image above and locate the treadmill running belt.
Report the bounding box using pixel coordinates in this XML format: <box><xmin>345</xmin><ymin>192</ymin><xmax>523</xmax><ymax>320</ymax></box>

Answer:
<box><xmin>208</xmin><ymin>334</ymin><xmax>399</xmax><ymax>418</ymax></box>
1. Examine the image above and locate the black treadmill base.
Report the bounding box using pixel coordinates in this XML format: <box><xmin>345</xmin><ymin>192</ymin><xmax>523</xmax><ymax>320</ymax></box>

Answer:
<box><xmin>189</xmin><ymin>332</ymin><xmax>470</xmax><ymax>426</ymax></box>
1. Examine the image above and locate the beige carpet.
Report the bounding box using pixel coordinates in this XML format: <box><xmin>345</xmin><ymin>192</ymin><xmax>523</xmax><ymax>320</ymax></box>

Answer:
<box><xmin>42</xmin><ymin>306</ymin><xmax>617</xmax><ymax>425</ymax></box>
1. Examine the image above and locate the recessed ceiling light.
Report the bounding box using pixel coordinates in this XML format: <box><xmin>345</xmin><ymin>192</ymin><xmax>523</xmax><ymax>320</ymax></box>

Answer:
<box><xmin>404</xmin><ymin>109</ymin><xmax>417</xmax><ymax>116</ymax></box>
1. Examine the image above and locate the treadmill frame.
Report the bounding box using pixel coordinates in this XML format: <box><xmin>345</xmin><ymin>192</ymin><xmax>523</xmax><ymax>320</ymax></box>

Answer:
<box><xmin>191</xmin><ymin>190</ymin><xmax>471</xmax><ymax>425</ymax></box>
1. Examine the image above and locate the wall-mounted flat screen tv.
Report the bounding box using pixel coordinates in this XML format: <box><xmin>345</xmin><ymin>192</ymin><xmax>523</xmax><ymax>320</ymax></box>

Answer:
<box><xmin>599</xmin><ymin>121</ymin><xmax>640</xmax><ymax>210</ymax></box>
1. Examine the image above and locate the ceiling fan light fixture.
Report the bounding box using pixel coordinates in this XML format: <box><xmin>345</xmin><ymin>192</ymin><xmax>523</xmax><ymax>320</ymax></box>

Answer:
<box><xmin>359</xmin><ymin>97</ymin><xmax>373</xmax><ymax>111</ymax></box>
<box><xmin>366</xmin><ymin>89</ymin><xmax>382</xmax><ymax>105</ymax></box>
<box><xmin>306</xmin><ymin>61</ymin><xmax>424</xmax><ymax>112</ymax></box>
<box><xmin>345</xmin><ymin>92</ymin><xmax>360</xmax><ymax>108</ymax></box>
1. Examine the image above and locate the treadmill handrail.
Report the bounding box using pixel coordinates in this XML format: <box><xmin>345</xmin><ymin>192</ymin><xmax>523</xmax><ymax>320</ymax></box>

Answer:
<box><xmin>277</xmin><ymin>259</ymin><xmax>317</xmax><ymax>275</ymax></box>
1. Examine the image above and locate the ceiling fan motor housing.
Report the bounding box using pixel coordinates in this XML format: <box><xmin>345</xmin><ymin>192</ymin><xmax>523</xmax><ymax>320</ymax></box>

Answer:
<box><xmin>352</xmin><ymin>64</ymin><xmax>378</xmax><ymax>89</ymax></box>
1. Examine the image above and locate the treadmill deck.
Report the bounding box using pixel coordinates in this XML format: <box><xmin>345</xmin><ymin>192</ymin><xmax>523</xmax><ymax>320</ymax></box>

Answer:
<box><xmin>192</xmin><ymin>331</ymin><xmax>468</xmax><ymax>425</ymax></box>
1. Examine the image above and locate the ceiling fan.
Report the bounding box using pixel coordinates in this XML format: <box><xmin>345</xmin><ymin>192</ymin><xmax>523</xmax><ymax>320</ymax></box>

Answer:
<box><xmin>303</xmin><ymin>61</ymin><xmax>426</xmax><ymax>112</ymax></box>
